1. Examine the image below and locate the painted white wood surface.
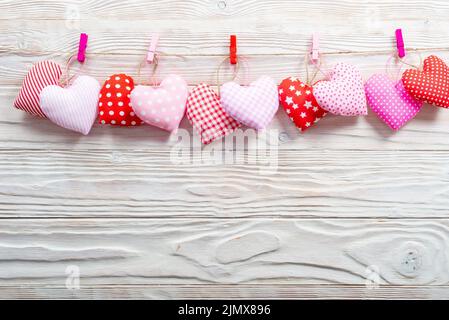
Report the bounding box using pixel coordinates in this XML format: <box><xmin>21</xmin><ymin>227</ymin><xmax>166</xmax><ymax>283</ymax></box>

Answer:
<box><xmin>1</xmin><ymin>0</ymin><xmax>449</xmax><ymax>299</ymax></box>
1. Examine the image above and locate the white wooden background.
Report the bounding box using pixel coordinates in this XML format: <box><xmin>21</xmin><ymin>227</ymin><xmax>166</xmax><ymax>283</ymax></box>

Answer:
<box><xmin>1</xmin><ymin>0</ymin><xmax>449</xmax><ymax>299</ymax></box>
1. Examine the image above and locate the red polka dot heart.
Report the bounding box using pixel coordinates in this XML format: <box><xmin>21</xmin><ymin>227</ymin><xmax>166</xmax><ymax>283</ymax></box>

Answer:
<box><xmin>98</xmin><ymin>74</ymin><xmax>144</xmax><ymax>126</ymax></box>
<box><xmin>402</xmin><ymin>55</ymin><xmax>449</xmax><ymax>108</ymax></box>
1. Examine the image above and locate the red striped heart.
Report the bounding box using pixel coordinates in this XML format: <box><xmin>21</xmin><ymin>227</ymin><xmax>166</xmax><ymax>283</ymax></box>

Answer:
<box><xmin>14</xmin><ymin>60</ymin><xmax>62</xmax><ymax>117</ymax></box>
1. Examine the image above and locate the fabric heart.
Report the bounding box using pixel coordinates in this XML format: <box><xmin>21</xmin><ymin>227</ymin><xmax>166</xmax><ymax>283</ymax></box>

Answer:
<box><xmin>365</xmin><ymin>74</ymin><xmax>423</xmax><ymax>131</ymax></box>
<box><xmin>130</xmin><ymin>74</ymin><xmax>188</xmax><ymax>132</ymax></box>
<box><xmin>186</xmin><ymin>83</ymin><xmax>240</xmax><ymax>145</ymax></box>
<box><xmin>402</xmin><ymin>55</ymin><xmax>449</xmax><ymax>108</ymax></box>
<box><xmin>314</xmin><ymin>63</ymin><xmax>367</xmax><ymax>116</ymax></box>
<box><xmin>98</xmin><ymin>74</ymin><xmax>143</xmax><ymax>126</ymax></box>
<box><xmin>278</xmin><ymin>77</ymin><xmax>327</xmax><ymax>132</ymax></box>
<box><xmin>40</xmin><ymin>76</ymin><xmax>100</xmax><ymax>135</ymax></box>
<box><xmin>14</xmin><ymin>60</ymin><xmax>62</xmax><ymax>118</ymax></box>
<box><xmin>220</xmin><ymin>76</ymin><xmax>279</xmax><ymax>129</ymax></box>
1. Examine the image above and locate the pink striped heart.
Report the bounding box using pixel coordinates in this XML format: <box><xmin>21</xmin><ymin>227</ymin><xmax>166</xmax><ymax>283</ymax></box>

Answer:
<box><xmin>40</xmin><ymin>76</ymin><xmax>100</xmax><ymax>135</ymax></box>
<box><xmin>14</xmin><ymin>60</ymin><xmax>62</xmax><ymax>118</ymax></box>
<box><xmin>130</xmin><ymin>74</ymin><xmax>188</xmax><ymax>132</ymax></box>
<box><xmin>220</xmin><ymin>76</ymin><xmax>279</xmax><ymax>129</ymax></box>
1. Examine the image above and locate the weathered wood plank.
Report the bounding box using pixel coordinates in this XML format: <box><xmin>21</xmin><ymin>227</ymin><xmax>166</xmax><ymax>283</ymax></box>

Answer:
<box><xmin>0</xmin><ymin>150</ymin><xmax>448</xmax><ymax>218</ymax></box>
<box><xmin>1</xmin><ymin>19</ymin><xmax>448</xmax><ymax>56</ymax></box>
<box><xmin>0</xmin><ymin>0</ymin><xmax>447</xmax><ymax>25</ymax></box>
<box><xmin>1</xmin><ymin>284</ymin><xmax>449</xmax><ymax>300</ymax></box>
<box><xmin>0</xmin><ymin>219</ymin><xmax>447</xmax><ymax>287</ymax></box>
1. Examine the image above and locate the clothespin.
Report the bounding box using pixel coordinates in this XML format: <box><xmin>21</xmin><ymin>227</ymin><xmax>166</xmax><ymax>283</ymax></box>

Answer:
<box><xmin>146</xmin><ymin>33</ymin><xmax>160</xmax><ymax>64</ymax></box>
<box><xmin>77</xmin><ymin>33</ymin><xmax>88</xmax><ymax>63</ymax></box>
<box><xmin>230</xmin><ymin>35</ymin><xmax>237</xmax><ymax>65</ymax></box>
<box><xmin>311</xmin><ymin>33</ymin><xmax>320</xmax><ymax>63</ymax></box>
<box><xmin>395</xmin><ymin>28</ymin><xmax>406</xmax><ymax>58</ymax></box>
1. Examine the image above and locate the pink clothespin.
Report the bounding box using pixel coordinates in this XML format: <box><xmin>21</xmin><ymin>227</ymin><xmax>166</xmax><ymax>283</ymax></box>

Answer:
<box><xmin>77</xmin><ymin>33</ymin><xmax>88</xmax><ymax>63</ymax></box>
<box><xmin>395</xmin><ymin>28</ymin><xmax>406</xmax><ymax>58</ymax></box>
<box><xmin>311</xmin><ymin>33</ymin><xmax>320</xmax><ymax>63</ymax></box>
<box><xmin>146</xmin><ymin>33</ymin><xmax>160</xmax><ymax>64</ymax></box>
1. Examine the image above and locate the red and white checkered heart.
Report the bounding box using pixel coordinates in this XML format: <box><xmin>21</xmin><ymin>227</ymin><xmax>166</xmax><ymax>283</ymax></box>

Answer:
<box><xmin>40</xmin><ymin>76</ymin><xmax>100</xmax><ymax>135</ymax></box>
<box><xmin>130</xmin><ymin>74</ymin><xmax>188</xmax><ymax>132</ymax></box>
<box><xmin>186</xmin><ymin>83</ymin><xmax>241</xmax><ymax>145</ymax></box>
<box><xmin>220</xmin><ymin>76</ymin><xmax>279</xmax><ymax>129</ymax></box>
<box><xmin>14</xmin><ymin>60</ymin><xmax>63</xmax><ymax>118</ymax></box>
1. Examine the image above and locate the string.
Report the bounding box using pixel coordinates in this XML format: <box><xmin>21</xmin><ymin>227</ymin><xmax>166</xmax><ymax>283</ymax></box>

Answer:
<box><xmin>216</xmin><ymin>56</ymin><xmax>241</xmax><ymax>96</ymax></box>
<box><xmin>385</xmin><ymin>49</ymin><xmax>423</xmax><ymax>82</ymax></box>
<box><xmin>137</xmin><ymin>55</ymin><xmax>159</xmax><ymax>86</ymax></box>
<box><xmin>304</xmin><ymin>53</ymin><xmax>328</xmax><ymax>85</ymax></box>
<box><xmin>136</xmin><ymin>52</ymin><xmax>187</xmax><ymax>86</ymax></box>
<box><xmin>59</xmin><ymin>54</ymin><xmax>81</xmax><ymax>87</ymax></box>
<box><xmin>397</xmin><ymin>49</ymin><xmax>423</xmax><ymax>70</ymax></box>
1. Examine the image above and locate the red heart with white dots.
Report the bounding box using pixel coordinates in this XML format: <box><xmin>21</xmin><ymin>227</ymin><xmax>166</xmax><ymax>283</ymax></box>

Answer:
<box><xmin>278</xmin><ymin>77</ymin><xmax>327</xmax><ymax>132</ymax></box>
<box><xmin>402</xmin><ymin>55</ymin><xmax>449</xmax><ymax>108</ymax></box>
<box><xmin>98</xmin><ymin>74</ymin><xmax>143</xmax><ymax>126</ymax></box>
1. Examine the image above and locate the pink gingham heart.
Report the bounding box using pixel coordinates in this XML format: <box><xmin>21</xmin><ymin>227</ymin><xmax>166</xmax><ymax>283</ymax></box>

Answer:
<box><xmin>130</xmin><ymin>74</ymin><xmax>188</xmax><ymax>132</ymax></box>
<box><xmin>365</xmin><ymin>74</ymin><xmax>423</xmax><ymax>131</ymax></box>
<box><xmin>40</xmin><ymin>76</ymin><xmax>100</xmax><ymax>135</ymax></box>
<box><xmin>314</xmin><ymin>63</ymin><xmax>367</xmax><ymax>116</ymax></box>
<box><xmin>220</xmin><ymin>76</ymin><xmax>279</xmax><ymax>129</ymax></box>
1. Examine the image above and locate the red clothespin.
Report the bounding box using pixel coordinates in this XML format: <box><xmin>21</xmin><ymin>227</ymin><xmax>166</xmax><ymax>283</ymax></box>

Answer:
<box><xmin>311</xmin><ymin>33</ymin><xmax>320</xmax><ymax>63</ymax></box>
<box><xmin>230</xmin><ymin>35</ymin><xmax>237</xmax><ymax>65</ymax></box>
<box><xmin>77</xmin><ymin>33</ymin><xmax>88</xmax><ymax>63</ymax></box>
<box><xmin>147</xmin><ymin>33</ymin><xmax>160</xmax><ymax>64</ymax></box>
<box><xmin>395</xmin><ymin>28</ymin><xmax>406</xmax><ymax>58</ymax></box>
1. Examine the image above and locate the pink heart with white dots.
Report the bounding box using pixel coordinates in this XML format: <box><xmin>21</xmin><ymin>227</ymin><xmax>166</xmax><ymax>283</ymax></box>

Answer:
<box><xmin>365</xmin><ymin>74</ymin><xmax>423</xmax><ymax>131</ymax></box>
<box><xmin>314</xmin><ymin>63</ymin><xmax>368</xmax><ymax>116</ymax></box>
<box><xmin>130</xmin><ymin>74</ymin><xmax>188</xmax><ymax>132</ymax></box>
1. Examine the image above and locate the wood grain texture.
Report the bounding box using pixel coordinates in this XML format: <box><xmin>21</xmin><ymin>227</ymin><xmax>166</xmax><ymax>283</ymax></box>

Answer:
<box><xmin>3</xmin><ymin>285</ymin><xmax>449</xmax><ymax>300</ymax></box>
<box><xmin>0</xmin><ymin>219</ymin><xmax>447</xmax><ymax>287</ymax></box>
<box><xmin>1</xmin><ymin>0</ymin><xmax>449</xmax><ymax>299</ymax></box>
<box><xmin>1</xmin><ymin>149</ymin><xmax>449</xmax><ymax>218</ymax></box>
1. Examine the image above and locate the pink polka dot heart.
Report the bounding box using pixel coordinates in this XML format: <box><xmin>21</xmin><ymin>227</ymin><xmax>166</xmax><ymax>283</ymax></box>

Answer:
<box><xmin>365</xmin><ymin>74</ymin><xmax>423</xmax><ymax>131</ymax></box>
<box><xmin>130</xmin><ymin>74</ymin><xmax>188</xmax><ymax>132</ymax></box>
<box><xmin>314</xmin><ymin>63</ymin><xmax>368</xmax><ymax>116</ymax></box>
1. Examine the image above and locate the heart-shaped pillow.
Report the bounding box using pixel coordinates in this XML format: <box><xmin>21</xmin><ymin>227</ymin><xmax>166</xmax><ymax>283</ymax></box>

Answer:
<box><xmin>40</xmin><ymin>76</ymin><xmax>100</xmax><ymax>135</ymax></box>
<box><xmin>314</xmin><ymin>63</ymin><xmax>367</xmax><ymax>116</ymax></box>
<box><xmin>402</xmin><ymin>55</ymin><xmax>449</xmax><ymax>108</ymax></box>
<box><xmin>130</xmin><ymin>74</ymin><xmax>188</xmax><ymax>132</ymax></box>
<box><xmin>220</xmin><ymin>76</ymin><xmax>279</xmax><ymax>129</ymax></box>
<box><xmin>365</xmin><ymin>74</ymin><xmax>423</xmax><ymax>131</ymax></box>
<box><xmin>14</xmin><ymin>60</ymin><xmax>62</xmax><ymax>118</ymax></box>
<box><xmin>186</xmin><ymin>83</ymin><xmax>240</xmax><ymax>145</ymax></box>
<box><xmin>98</xmin><ymin>74</ymin><xmax>143</xmax><ymax>126</ymax></box>
<box><xmin>278</xmin><ymin>77</ymin><xmax>327</xmax><ymax>132</ymax></box>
